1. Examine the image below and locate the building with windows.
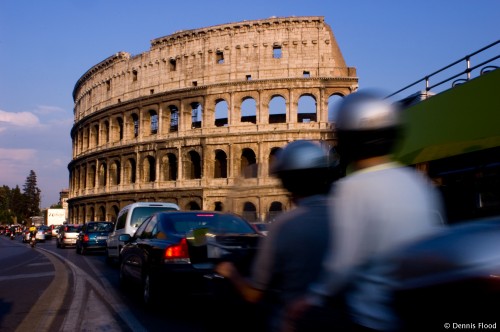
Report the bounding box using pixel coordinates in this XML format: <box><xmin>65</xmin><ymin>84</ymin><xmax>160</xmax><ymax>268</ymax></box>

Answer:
<box><xmin>68</xmin><ymin>16</ymin><xmax>358</xmax><ymax>223</ymax></box>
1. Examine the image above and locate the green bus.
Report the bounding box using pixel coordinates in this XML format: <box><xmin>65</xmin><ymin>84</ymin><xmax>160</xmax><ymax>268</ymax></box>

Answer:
<box><xmin>389</xmin><ymin>41</ymin><xmax>499</xmax><ymax>223</ymax></box>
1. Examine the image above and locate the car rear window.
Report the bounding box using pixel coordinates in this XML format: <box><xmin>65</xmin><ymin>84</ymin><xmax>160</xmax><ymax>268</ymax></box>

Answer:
<box><xmin>66</xmin><ymin>226</ymin><xmax>81</xmax><ymax>232</ymax></box>
<box><xmin>130</xmin><ymin>207</ymin><xmax>178</xmax><ymax>228</ymax></box>
<box><xmin>87</xmin><ymin>222</ymin><xmax>113</xmax><ymax>232</ymax></box>
<box><xmin>164</xmin><ymin>213</ymin><xmax>256</xmax><ymax>235</ymax></box>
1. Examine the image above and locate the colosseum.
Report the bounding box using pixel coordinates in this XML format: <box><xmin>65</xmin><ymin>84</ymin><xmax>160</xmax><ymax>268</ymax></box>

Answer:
<box><xmin>68</xmin><ymin>15</ymin><xmax>358</xmax><ymax>223</ymax></box>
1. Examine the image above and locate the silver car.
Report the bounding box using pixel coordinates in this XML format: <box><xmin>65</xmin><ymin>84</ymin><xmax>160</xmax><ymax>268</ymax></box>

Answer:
<box><xmin>56</xmin><ymin>224</ymin><xmax>82</xmax><ymax>248</ymax></box>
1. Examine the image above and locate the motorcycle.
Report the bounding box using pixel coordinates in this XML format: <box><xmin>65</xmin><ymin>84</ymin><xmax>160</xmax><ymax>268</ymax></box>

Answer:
<box><xmin>29</xmin><ymin>233</ymin><xmax>36</xmax><ymax>248</ymax></box>
<box><xmin>10</xmin><ymin>232</ymin><xmax>15</xmax><ymax>240</ymax></box>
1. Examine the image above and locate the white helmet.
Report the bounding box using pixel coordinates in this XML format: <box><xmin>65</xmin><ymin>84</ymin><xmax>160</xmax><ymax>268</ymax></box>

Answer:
<box><xmin>334</xmin><ymin>90</ymin><xmax>401</xmax><ymax>161</ymax></box>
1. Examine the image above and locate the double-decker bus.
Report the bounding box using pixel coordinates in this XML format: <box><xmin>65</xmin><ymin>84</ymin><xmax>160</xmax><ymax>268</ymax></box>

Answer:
<box><xmin>388</xmin><ymin>40</ymin><xmax>499</xmax><ymax>223</ymax></box>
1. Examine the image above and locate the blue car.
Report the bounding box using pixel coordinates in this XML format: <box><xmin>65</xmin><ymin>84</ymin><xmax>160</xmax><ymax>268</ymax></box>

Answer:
<box><xmin>76</xmin><ymin>221</ymin><xmax>114</xmax><ymax>255</ymax></box>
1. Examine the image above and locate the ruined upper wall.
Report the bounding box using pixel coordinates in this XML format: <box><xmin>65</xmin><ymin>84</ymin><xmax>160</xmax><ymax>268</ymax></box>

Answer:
<box><xmin>73</xmin><ymin>16</ymin><xmax>355</xmax><ymax>116</ymax></box>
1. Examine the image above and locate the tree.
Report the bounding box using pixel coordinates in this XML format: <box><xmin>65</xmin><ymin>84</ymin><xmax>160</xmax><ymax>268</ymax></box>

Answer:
<box><xmin>23</xmin><ymin>170</ymin><xmax>41</xmax><ymax>219</ymax></box>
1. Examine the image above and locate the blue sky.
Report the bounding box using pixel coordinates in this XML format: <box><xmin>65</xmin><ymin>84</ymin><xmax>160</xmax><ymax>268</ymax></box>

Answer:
<box><xmin>0</xmin><ymin>0</ymin><xmax>498</xmax><ymax>208</ymax></box>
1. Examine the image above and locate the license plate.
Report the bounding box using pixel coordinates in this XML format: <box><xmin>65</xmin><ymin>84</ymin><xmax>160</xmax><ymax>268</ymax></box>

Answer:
<box><xmin>68</xmin><ymin>239</ymin><xmax>76</xmax><ymax>243</ymax></box>
<box><xmin>97</xmin><ymin>236</ymin><xmax>108</xmax><ymax>240</ymax></box>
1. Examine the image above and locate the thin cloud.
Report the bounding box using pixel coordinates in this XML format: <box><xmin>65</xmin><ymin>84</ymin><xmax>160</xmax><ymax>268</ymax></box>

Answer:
<box><xmin>0</xmin><ymin>110</ymin><xmax>40</xmax><ymax>128</ymax></box>
<box><xmin>34</xmin><ymin>105</ymin><xmax>66</xmax><ymax>115</ymax></box>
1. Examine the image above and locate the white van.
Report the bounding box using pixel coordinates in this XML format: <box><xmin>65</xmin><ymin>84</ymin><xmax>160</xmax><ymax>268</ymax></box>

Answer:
<box><xmin>106</xmin><ymin>202</ymin><xmax>179</xmax><ymax>263</ymax></box>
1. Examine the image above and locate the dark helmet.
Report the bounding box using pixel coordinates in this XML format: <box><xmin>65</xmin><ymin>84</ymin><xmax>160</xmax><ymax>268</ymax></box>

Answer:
<box><xmin>271</xmin><ymin>140</ymin><xmax>340</xmax><ymax>196</ymax></box>
<box><xmin>334</xmin><ymin>90</ymin><xmax>402</xmax><ymax>162</ymax></box>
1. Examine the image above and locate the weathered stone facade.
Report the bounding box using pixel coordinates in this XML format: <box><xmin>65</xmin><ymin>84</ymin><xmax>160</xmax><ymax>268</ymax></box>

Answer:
<box><xmin>68</xmin><ymin>16</ymin><xmax>358</xmax><ymax>223</ymax></box>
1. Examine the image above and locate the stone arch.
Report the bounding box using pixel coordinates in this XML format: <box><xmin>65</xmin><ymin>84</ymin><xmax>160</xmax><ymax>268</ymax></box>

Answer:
<box><xmin>110</xmin><ymin>205</ymin><xmax>119</xmax><ymax>222</ymax></box>
<box><xmin>124</xmin><ymin>158</ymin><xmax>136</xmax><ymax>184</ymax></box>
<box><xmin>185</xmin><ymin>150</ymin><xmax>202</xmax><ymax>179</ymax></box>
<box><xmin>145</xmin><ymin>109</ymin><xmax>158</xmax><ymax>135</ymax></box>
<box><xmin>91</xmin><ymin>124</ymin><xmax>99</xmax><ymax>147</ymax></box>
<box><xmin>214</xmin><ymin>201</ymin><xmax>224</xmax><ymax>211</ymax></box>
<box><xmin>297</xmin><ymin>94</ymin><xmax>317</xmax><ymax>123</ymax></box>
<box><xmin>268</xmin><ymin>201</ymin><xmax>284</xmax><ymax>221</ymax></box>
<box><xmin>191</xmin><ymin>102</ymin><xmax>203</xmax><ymax>129</ymax></box>
<box><xmin>97</xmin><ymin>206</ymin><xmax>106</xmax><ymax>221</ymax></box>
<box><xmin>215</xmin><ymin>99</ymin><xmax>229</xmax><ymax>127</ymax></box>
<box><xmin>142</xmin><ymin>155</ymin><xmax>156</xmax><ymax>182</ymax></box>
<box><xmin>103</xmin><ymin>121</ymin><xmax>110</xmax><ymax>143</ymax></box>
<box><xmin>98</xmin><ymin>162</ymin><xmax>107</xmax><ymax>187</ymax></box>
<box><xmin>241</xmin><ymin>148</ymin><xmax>257</xmax><ymax>178</ymax></box>
<box><xmin>160</xmin><ymin>152</ymin><xmax>178</xmax><ymax>181</ymax></box>
<box><xmin>242</xmin><ymin>201</ymin><xmax>258</xmax><ymax>222</ymax></box>
<box><xmin>109</xmin><ymin>159</ymin><xmax>121</xmax><ymax>186</ymax></box>
<box><xmin>328</xmin><ymin>93</ymin><xmax>345</xmax><ymax>122</ymax></box>
<box><xmin>88</xmin><ymin>206</ymin><xmax>95</xmax><ymax>222</ymax></box>
<box><xmin>241</xmin><ymin>97</ymin><xmax>256</xmax><ymax>124</ymax></box>
<box><xmin>186</xmin><ymin>201</ymin><xmax>201</xmax><ymax>210</ymax></box>
<box><xmin>129</xmin><ymin>112</ymin><xmax>139</xmax><ymax>138</ymax></box>
<box><xmin>269</xmin><ymin>95</ymin><xmax>287</xmax><ymax>124</ymax></box>
<box><xmin>214</xmin><ymin>149</ymin><xmax>228</xmax><ymax>178</ymax></box>
<box><xmin>89</xmin><ymin>164</ymin><xmax>96</xmax><ymax>188</ymax></box>
<box><xmin>168</xmin><ymin>105</ymin><xmax>179</xmax><ymax>132</ymax></box>
<box><xmin>268</xmin><ymin>147</ymin><xmax>282</xmax><ymax>175</ymax></box>
<box><xmin>116</xmin><ymin>117</ymin><xmax>124</xmax><ymax>141</ymax></box>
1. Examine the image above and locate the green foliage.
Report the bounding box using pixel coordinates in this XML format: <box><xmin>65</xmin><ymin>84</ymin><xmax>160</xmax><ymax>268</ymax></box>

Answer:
<box><xmin>0</xmin><ymin>170</ymin><xmax>42</xmax><ymax>225</ymax></box>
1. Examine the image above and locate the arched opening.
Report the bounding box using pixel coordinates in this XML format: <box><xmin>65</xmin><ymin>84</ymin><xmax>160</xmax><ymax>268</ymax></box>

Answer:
<box><xmin>328</xmin><ymin>94</ymin><xmax>344</xmax><ymax>122</ymax></box>
<box><xmin>98</xmin><ymin>162</ymin><xmax>107</xmax><ymax>187</ymax></box>
<box><xmin>89</xmin><ymin>207</ymin><xmax>95</xmax><ymax>221</ymax></box>
<box><xmin>89</xmin><ymin>165</ymin><xmax>96</xmax><ymax>188</ymax></box>
<box><xmin>241</xmin><ymin>97</ymin><xmax>256</xmax><ymax>124</ymax></box>
<box><xmin>269</xmin><ymin>147</ymin><xmax>282</xmax><ymax>175</ymax></box>
<box><xmin>161</xmin><ymin>153</ymin><xmax>178</xmax><ymax>181</ymax></box>
<box><xmin>214</xmin><ymin>150</ymin><xmax>228</xmax><ymax>178</ymax></box>
<box><xmin>268</xmin><ymin>201</ymin><xmax>284</xmax><ymax>222</ymax></box>
<box><xmin>215</xmin><ymin>99</ymin><xmax>228</xmax><ymax>127</ymax></box>
<box><xmin>191</xmin><ymin>102</ymin><xmax>202</xmax><ymax>129</ymax></box>
<box><xmin>104</xmin><ymin>121</ymin><xmax>110</xmax><ymax>143</ymax></box>
<box><xmin>214</xmin><ymin>202</ymin><xmax>223</xmax><ymax>211</ymax></box>
<box><xmin>132</xmin><ymin>113</ymin><xmax>139</xmax><ymax>138</ymax></box>
<box><xmin>92</xmin><ymin>124</ymin><xmax>99</xmax><ymax>147</ymax></box>
<box><xmin>110</xmin><ymin>205</ymin><xmax>119</xmax><ymax>223</ymax></box>
<box><xmin>143</xmin><ymin>156</ymin><xmax>156</xmax><ymax>182</ymax></box>
<box><xmin>242</xmin><ymin>202</ymin><xmax>257</xmax><ymax>222</ymax></box>
<box><xmin>124</xmin><ymin>158</ymin><xmax>136</xmax><ymax>184</ymax></box>
<box><xmin>269</xmin><ymin>95</ymin><xmax>286</xmax><ymax>123</ymax></box>
<box><xmin>187</xmin><ymin>201</ymin><xmax>201</xmax><ymax>210</ymax></box>
<box><xmin>169</xmin><ymin>105</ymin><xmax>179</xmax><ymax>132</ymax></box>
<box><xmin>109</xmin><ymin>160</ymin><xmax>121</xmax><ymax>185</ymax></box>
<box><xmin>186</xmin><ymin>150</ymin><xmax>202</xmax><ymax>179</ymax></box>
<box><xmin>298</xmin><ymin>94</ymin><xmax>317</xmax><ymax>123</ymax></box>
<box><xmin>241</xmin><ymin>148</ymin><xmax>257</xmax><ymax>178</ymax></box>
<box><xmin>98</xmin><ymin>206</ymin><xmax>106</xmax><ymax>221</ymax></box>
<box><xmin>149</xmin><ymin>110</ymin><xmax>158</xmax><ymax>135</ymax></box>
<box><xmin>117</xmin><ymin>117</ymin><xmax>124</xmax><ymax>140</ymax></box>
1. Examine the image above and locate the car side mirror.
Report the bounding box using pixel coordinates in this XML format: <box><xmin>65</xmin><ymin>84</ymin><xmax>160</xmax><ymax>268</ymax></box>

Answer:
<box><xmin>119</xmin><ymin>234</ymin><xmax>132</xmax><ymax>242</ymax></box>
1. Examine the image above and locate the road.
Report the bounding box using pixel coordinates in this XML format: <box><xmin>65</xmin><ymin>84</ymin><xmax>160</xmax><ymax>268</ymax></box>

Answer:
<box><xmin>0</xmin><ymin>234</ymin><xmax>232</xmax><ymax>332</ymax></box>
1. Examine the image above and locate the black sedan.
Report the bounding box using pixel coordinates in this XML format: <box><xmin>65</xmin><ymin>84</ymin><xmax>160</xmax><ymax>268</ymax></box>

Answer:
<box><xmin>76</xmin><ymin>221</ymin><xmax>114</xmax><ymax>255</ymax></box>
<box><xmin>118</xmin><ymin>211</ymin><xmax>263</xmax><ymax>305</ymax></box>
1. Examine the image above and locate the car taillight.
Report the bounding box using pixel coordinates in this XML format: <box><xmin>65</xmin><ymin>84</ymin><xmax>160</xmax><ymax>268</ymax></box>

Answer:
<box><xmin>164</xmin><ymin>238</ymin><xmax>190</xmax><ymax>263</ymax></box>
<box><xmin>83</xmin><ymin>235</ymin><xmax>89</xmax><ymax>242</ymax></box>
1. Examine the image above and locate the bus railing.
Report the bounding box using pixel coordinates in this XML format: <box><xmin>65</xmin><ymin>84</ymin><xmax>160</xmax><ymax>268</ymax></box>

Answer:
<box><xmin>387</xmin><ymin>40</ymin><xmax>499</xmax><ymax>100</ymax></box>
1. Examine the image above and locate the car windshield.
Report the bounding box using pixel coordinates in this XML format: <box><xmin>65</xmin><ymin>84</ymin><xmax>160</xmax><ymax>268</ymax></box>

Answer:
<box><xmin>130</xmin><ymin>207</ymin><xmax>178</xmax><ymax>228</ymax></box>
<box><xmin>164</xmin><ymin>213</ymin><xmax>256</xmax><ymax>235</ymax></box>
<box><xmin>87</xmin><ymin>222</ymin><xmax>113</xmax><ymax>233</ymax></box>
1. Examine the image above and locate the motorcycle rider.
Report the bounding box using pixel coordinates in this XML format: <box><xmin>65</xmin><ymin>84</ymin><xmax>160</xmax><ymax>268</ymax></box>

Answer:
<box><xmin>215</xmin><ymin>139</ymin><xmax>342</xmax><ymax>331</ymax></box>
<box><xmin>29</xmin><ymin>223</ymin><xmax>37</xmax><ymax>244</ymax></box>
<box><xmin>284</xmin><ymin>90</ymin><xmax>446</xmax><ymax>331</ymax></box>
